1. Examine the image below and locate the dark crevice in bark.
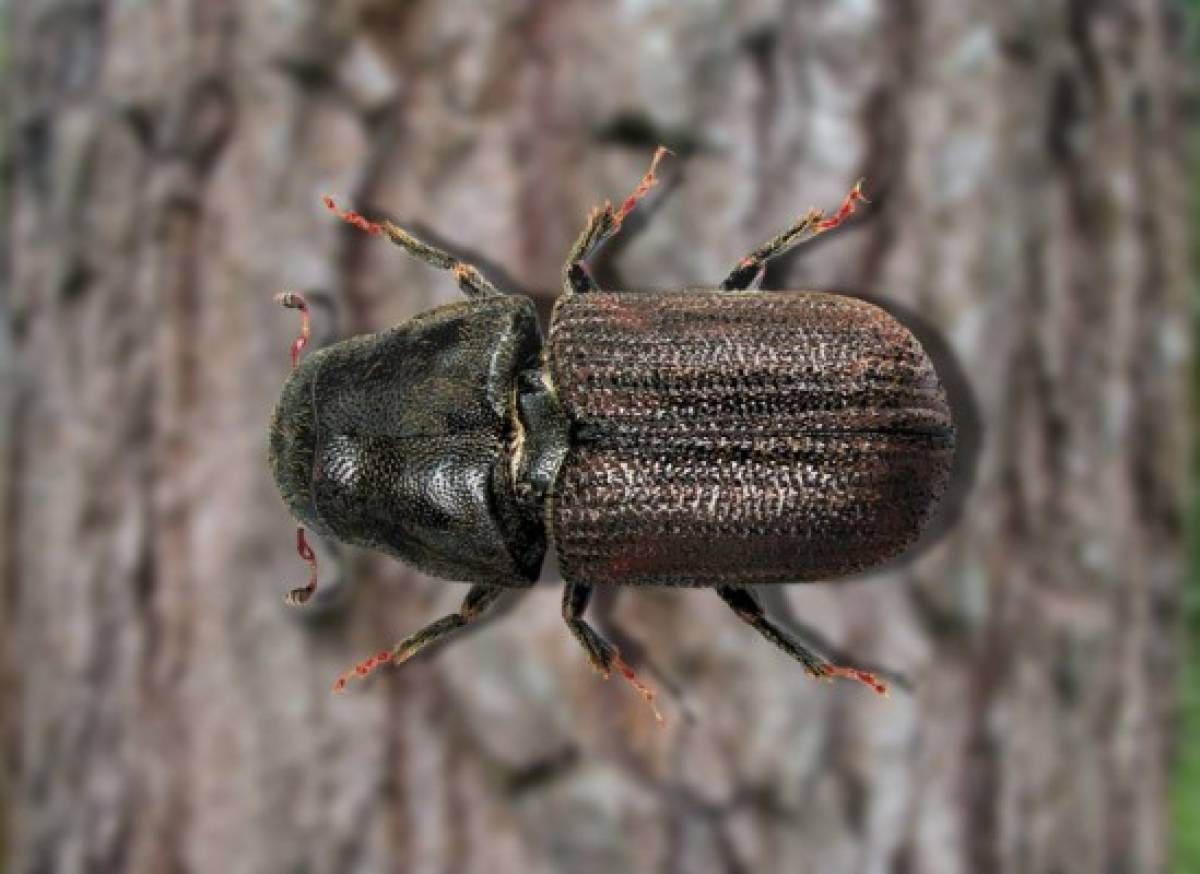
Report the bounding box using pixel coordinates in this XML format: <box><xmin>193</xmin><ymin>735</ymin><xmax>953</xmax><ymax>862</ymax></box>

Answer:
<box><xmin>856</xmin><ymin>0</ymin><xmax>919</xmax><ymax>297</ymax></box>
<box><xmin>593</xmin><ymin>109</ymin><xmax>708</xmax><ymax>158</ymax></box>
<box><xmin>503</xmin><ymin>745</ymin><xmax>580</xmax><ymax>796</ymax></box>
<box><xmin>963</xmin><ymin>629</ymin><xmax>1008</xmax><ymax>874</ymax></box>
<box><xmin>331</xmin><ymin>106</ymin><xmax>405</xmax><ymax>334</ymax></box>
<box><xmin>514</xmin><ymin>0</ymin><xmax>571</xmax><ymax>287</ymax></box>
<box><xmin>443</xmin><ymin>697</ymin><xmax>471</xmax><ymax>874</ymax></box>
<box><xmin>14</xmin><ymin>117</ymin><xmax>53</xmax><ymax>199</ymax></box>
<box><xmin>658</xmin><ymin>783</ymin><xmax>752</xmax><ymax>874</ymax></box>
<box><xmin>742</xmin><ymin>23</ymin><xmax>780</xmax><ymax>218</ymax></box>
<box><xmin>1066</xmin><ymin>0</ymin><xmax>1105</xmax><ymax>97</ymax></box>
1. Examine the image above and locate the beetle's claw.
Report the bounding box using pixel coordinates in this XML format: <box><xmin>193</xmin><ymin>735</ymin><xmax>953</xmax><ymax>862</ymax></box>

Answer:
<box><xmin>330</xmin><ymin>649</ymin><xmax>394</xmax><ymax>693</ymax></box>
<box><xmin>323</xmin><ymin>195</ymin><xmax>385</xmax><ymax>236</ymax></box>
<box><xmin>816</xmin><ymin>178</ymin><xmax>869</xmax><ymax>232</ymax></box>
<box><xmin>823</xmin><ymin>664</ymin><xmax>889</xmax><ymax>696</ymax></box>
<box><xmin>610</xmin><ymin>651</ymin><xmax>665</xmax><ymax>724</ymax></box>
<box><xmin>613</xmin><ymin>144</ymin><xmax>673</xmax><ymax>227</ymax></box>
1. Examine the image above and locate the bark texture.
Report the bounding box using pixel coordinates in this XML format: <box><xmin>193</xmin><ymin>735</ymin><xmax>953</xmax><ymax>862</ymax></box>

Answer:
<box><xmin>2</xmin><ymin>1</ymin><xmax>1192</xmax><ymax>873</ymax></box>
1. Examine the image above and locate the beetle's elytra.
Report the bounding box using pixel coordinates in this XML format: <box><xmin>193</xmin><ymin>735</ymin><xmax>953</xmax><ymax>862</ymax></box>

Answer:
<box><xmin>269</xmin><ymin>148</ymin><xmax>955</xmax><ymax>716</ymax></box>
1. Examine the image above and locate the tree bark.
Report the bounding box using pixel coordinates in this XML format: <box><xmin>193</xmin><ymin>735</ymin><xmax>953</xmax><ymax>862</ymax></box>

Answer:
<box><xmin>2</xmin><ymin>1</ymin><xmax>1191</xmax><ymax>873</ymax></box>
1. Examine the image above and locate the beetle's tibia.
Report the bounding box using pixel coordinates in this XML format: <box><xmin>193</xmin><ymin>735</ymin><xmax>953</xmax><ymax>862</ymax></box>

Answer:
<box><xmin>282</xmin><ymin>525</ymin><xmax>319</xmax><ymax>606</ymax></box>
<box><xmin>562</xmin><ymin>581</ymin><xmax>666</xmax><ymax>723</ymax></box>
<box><xmin>560</xmin><ymin>145</ymin><xmax>674</xmax><ymax>296</ymax></box>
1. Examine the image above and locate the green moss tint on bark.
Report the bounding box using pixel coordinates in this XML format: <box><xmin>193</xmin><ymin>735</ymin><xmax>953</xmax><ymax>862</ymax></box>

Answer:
<box><xmin>1173</xmin><ymin>4</ymin><xmax>1200</xmax><ymax>870</ymax></box>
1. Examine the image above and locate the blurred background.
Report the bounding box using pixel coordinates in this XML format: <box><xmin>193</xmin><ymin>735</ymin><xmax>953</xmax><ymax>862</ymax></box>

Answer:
<box><xmin>1</xmin><ymin>1</ymin><xmax>1197</xmax><ymax>872</ymax></box>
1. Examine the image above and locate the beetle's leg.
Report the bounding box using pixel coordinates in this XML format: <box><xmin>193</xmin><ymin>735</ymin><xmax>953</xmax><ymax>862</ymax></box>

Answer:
<box><xmin>720</xmin><ymin>179</ymin><xmax>867</xmax><ymax>290</ymax></box>
<box><xmin>332</xmin><ymin>583</ymin><xmax>506</xmax><ymax>692</ymax></box>
<box><xmin>563</xmin><ymin>213</ymin><xmax>607</xmax><ymax>294</ymax></box>
<box><xmin>323</xmin><ymin>196</ymin><xmax>502</xmax><ymax>299</ymax></box>
<box><xmin>715</xmin><ymin>586</ymin><xmax>888</xmax><ymax>695</ymax></box>
<box><xmin>561</xmin><ymin>145</ymin><xmax>672</xmax><ymax>296</ymax></box>
<box><xmin>562</xmin><ymin>582</ymin><xmax>663</xmax><ymax>723</ymax></box>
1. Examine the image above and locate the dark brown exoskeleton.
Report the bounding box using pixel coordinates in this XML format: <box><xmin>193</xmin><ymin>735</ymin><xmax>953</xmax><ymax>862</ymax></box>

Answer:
<box><xmin>268</xmin><ymin>149</ymin><xmax>955</xmax><ymax>718</ymax></box>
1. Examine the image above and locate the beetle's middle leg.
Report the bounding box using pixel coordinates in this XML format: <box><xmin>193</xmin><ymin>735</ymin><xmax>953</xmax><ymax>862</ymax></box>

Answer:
<box><xmin>560</xmin><ymin>146</ymin><xmax>672</xmax><ymax>296</ymax></box>
<box><xmin>720</xmin><ymin>179</ymin><xmax>867</xmax><ymax>290</ymax></box>
<box><xmin>332</xmin><ymin>582</ymin><xmax>506</xmax><ymax>692</ymax></box>
<box><xmin>323</xmin><ymin>196</ymin><xmax>502</xmax><ymax>299</ymax></box>
<box><xmin>716</xmin><ymin>586</ymin><xmax>888</xmax><ymax>695</ymax></box>
<box><xmin>563</xmin><ymin>582</ymin><xmax>663</xmax><ymax>722</ymax></box>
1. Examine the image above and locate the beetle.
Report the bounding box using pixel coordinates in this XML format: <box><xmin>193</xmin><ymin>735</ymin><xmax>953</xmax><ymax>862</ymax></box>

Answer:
<box><xmin>268</xmin><ymin>147</ymin><xmax>955</xmax><ymax>718</ymax></box>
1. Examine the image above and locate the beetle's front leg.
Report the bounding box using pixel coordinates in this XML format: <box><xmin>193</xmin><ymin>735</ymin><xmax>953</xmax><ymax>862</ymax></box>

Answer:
<box><xmin>332</xmin><ymin>582</ymin><xmax>506</xmax><ymax>692</ymax></box>
<box><xmin>562</xmin><ymin>582</ymin><xmax>663</xmax><ymax>722</ymax></box>
<box><xmin>323</xmin><ymin>196</ymin><xmax>503</xmax><ymax>299</ymax></box>
<box><xmin>719</xmin><ymin>180</ymin><xmax>867</xmax><ymax>291</ymax></box>
<box><xmin>560</xmin><ymin>146</ymin><xmax>671</xmax><ymax>297</ymax></box>
<box><xmin>716</xmin><ymin>586</ymin><xmax>888</xmax><ymax>695</ymax></box>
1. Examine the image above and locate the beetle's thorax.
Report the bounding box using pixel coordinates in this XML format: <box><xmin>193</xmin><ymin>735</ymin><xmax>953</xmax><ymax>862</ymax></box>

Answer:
<box><xmin>268</xmin><ymin>295</ymin><xmax>554</xmax><ymax>587</ymax></box>
<box><xmin>510</xmin><ymin>366</ymin><xmax>570</xmax><ymax>511</ymax></box>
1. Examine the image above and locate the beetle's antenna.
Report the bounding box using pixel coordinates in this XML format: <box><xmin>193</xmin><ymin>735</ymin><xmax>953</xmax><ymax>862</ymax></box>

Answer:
<box><xmin>284</xmin><ymin>527</ymin><xmax>319</xmax><ymax>606</ymax></box>
<box><xmin>274</xmin><ymin>291</ymin><xmax>320</xmax><ymax>606</ymax></box>
<box><xmin>274</xmin><ymin>291</ymin><xmax>312</xmax><ymax>368</ymax></box>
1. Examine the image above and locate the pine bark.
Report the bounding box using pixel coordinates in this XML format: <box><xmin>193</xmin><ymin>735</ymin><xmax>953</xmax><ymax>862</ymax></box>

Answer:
<box><xmin>2</xmin><ymin>2</ymin><xmax>1192</xmax><ymax>873</ymax></box>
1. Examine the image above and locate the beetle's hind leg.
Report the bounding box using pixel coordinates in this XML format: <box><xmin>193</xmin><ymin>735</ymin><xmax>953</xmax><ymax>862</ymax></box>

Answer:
<box><xmin>561</xmin><ymin>146</ymin><xmax>672</xmax><ymax>296</ymax></box>
<box><xmin>716</xmin><ymin>586</ymin><xmax>888</xmax><ymax>695</ymax></box>
<box><xmin>323</xmin><ymin>196</ymin><xmax>502</xmax><ymax>299</ymax></box>
<box><xmin>720</xmin><ymin>179</ymin><xmax>867</xmax><ymax>290</ymax></box>
<box><xmin>332</xmin><ymin>583</ymin><xmax>506</xmax><ymax>692</ymax></box>
<box><xmin>563</xmin><ymin>582</ymin><xmax>663</xmax><ymax>722</ymax></box>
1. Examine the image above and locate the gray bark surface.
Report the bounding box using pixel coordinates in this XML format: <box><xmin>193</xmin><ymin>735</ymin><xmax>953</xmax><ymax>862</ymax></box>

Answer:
<box><xmin>2</xmin><ymin>2</ymin><xmax>1192</xmax><ymax>873</ymax></box>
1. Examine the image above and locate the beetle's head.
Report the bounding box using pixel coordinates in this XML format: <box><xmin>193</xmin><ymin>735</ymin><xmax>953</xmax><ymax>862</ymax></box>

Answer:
<box><xmin>268</xmin><ymin>350</ymin><xmax>323</xmax><ymax>533</ymax></box>
<box><xmin>268</xmin><ymin>294</ymin><xmax>546</xmax><ymax>586</ymax></box>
